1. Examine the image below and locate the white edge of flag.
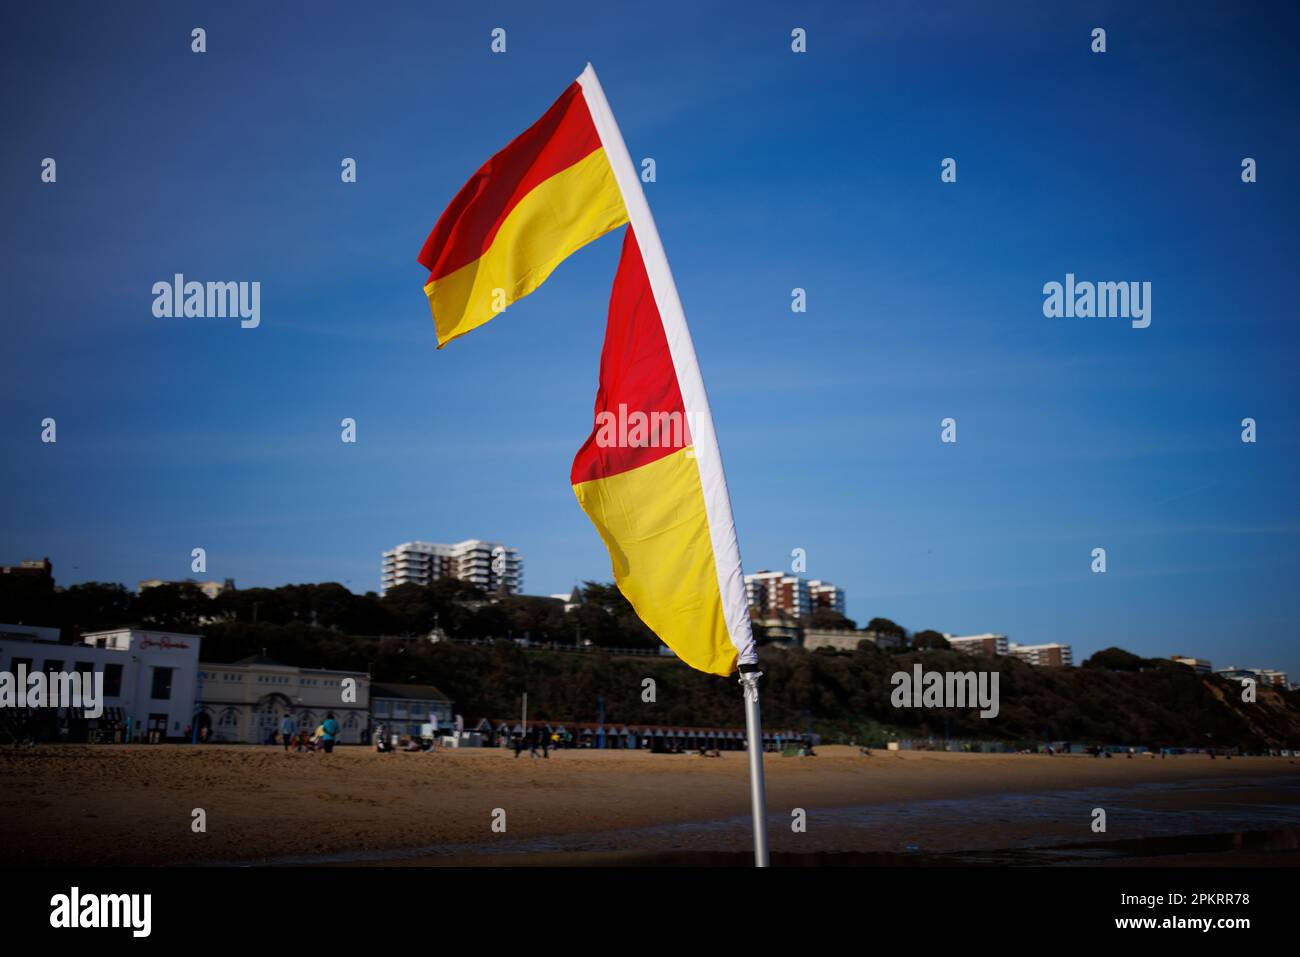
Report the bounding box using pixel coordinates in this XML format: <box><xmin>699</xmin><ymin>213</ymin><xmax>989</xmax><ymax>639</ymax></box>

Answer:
<box><xmin>577</xmin><ymin>62</ymin><xmax>757</xmax><ymax>668</ymax></box>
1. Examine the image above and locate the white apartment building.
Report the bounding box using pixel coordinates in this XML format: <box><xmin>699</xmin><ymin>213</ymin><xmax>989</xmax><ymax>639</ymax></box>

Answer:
<box><xmin>1008</xmin><ymin>642</ymin><xmax>1074</xmax><ymax>667</ymax></box>
<box><xmin>944</xmin><ymin>633</ymin><xmax>1010</xmax><ymax>657</ymax></box>
<box><xmin>0</xmin><ymin>626</ymin><xmax>202</xmax><ymax>741</ymax></box>
<box><xmin>380</xmin><ymin>539</ymin><xmax>523</xmax><ymax>596</ymax></box>
<box><xmin>807</xmin><ymin>580</ymin><xmax>846</xmax><ymax>616</ymax></box>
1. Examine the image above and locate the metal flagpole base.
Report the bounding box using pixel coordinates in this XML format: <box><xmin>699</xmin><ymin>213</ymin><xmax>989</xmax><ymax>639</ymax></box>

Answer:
<box><xmin>739</xmin><ymin>662</ymin><xmax>770</xmax><ymax>867</ymax></box>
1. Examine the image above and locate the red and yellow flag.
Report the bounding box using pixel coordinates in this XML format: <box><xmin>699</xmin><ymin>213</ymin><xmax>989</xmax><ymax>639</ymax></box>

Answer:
<box><xmin>418</xmin><ymin>80</ymin><xmax>628</xmax><ymax>348</ymax></box>
<box><xmin>419</xmin><ymin>65</ymin><xmax>755</xmax><ymax>676</ymax></box>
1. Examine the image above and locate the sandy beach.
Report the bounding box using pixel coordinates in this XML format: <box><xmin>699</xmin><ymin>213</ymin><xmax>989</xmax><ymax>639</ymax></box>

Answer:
<box><xmin>2</xmin><ymin>745</ymin><xmax>1298</xmax><ymax>866</ymax></box>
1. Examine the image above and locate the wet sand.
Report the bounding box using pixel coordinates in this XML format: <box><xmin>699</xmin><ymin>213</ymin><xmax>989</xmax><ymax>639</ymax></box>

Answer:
<box><xmin>2</xmin><ymin>745</ymin><xmax>1298</xmax><ymax>866</ymax></box>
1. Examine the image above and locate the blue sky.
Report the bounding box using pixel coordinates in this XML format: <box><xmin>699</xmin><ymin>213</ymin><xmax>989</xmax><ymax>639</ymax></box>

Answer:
<box><xmin>2</xmin><ymin>2</ymin><xmax>1297</xmax><ymax>677</ymax></box>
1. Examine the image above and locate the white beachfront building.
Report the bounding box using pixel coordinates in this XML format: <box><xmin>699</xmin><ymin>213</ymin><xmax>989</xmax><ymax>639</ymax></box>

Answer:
<box><xmin>0</xmin><ymin>625</ymin><xmax>202</xmax><ymax>741</ymax></box>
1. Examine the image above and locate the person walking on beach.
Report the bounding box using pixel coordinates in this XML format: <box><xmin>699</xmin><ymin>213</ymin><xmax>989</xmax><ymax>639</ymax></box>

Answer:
<box><xmin>280</xmin><ymin>712</ymin><xmax>295</xmax><ymax>751</ymax></box>
<box><xmin>320</xmin><ymin>712</ymin><xmax>340</xmax><ymax>753</ymax></box>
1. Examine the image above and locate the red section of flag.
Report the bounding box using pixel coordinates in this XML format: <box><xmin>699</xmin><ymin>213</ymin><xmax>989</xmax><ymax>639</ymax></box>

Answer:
<box><xmin>571</xmin><ymin>227</ymin><xmax>691</xmax><ymax>485</ymax></box>
<box><xmin>418</xmin><ymin>82</ymin><xmax>602</xmax><ymax>282</ymax></box>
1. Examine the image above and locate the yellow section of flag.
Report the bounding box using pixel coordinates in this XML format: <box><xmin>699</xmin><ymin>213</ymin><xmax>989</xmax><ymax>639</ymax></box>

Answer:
<box><xmin>573</xmin><ymin>445</ymin><xmax>736</xmax><ymax>676</ymax></box>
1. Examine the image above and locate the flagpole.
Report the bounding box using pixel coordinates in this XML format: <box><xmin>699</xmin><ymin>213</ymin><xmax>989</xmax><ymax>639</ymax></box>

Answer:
<box><xmin>739</xmin><ymin>663</ymin><xmax>770</xmax><ymax>866</ymax></box>
<box><xmin>578</xmin><ymin>62</ymin><xmax>770</xmax><ymax>867</ymax></box>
